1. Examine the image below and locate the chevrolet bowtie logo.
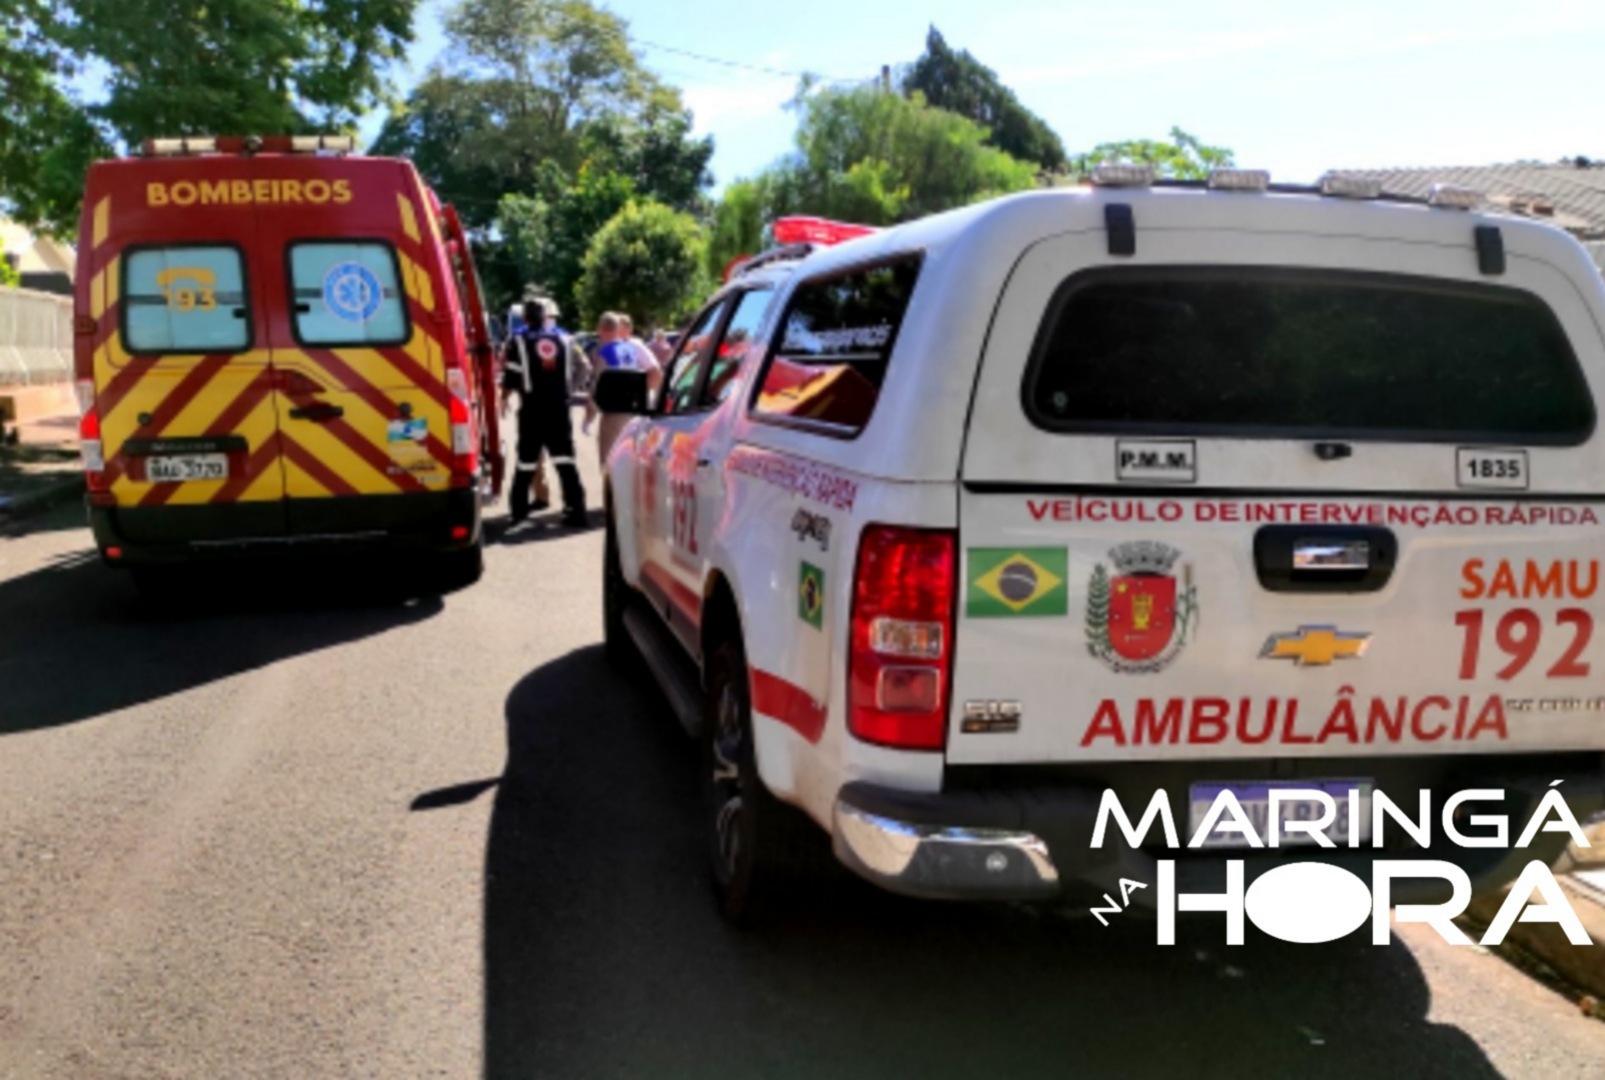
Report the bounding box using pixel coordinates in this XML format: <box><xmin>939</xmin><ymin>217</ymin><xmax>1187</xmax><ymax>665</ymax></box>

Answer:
<box><xmin>1260</xmin><ymin>626</ymin><xmax>1372</xmax><ymax>666</ymax></box>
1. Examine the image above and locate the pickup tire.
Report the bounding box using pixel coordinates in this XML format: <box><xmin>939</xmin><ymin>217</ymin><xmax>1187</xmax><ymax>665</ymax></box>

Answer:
<box><xmin>703</xmin><ymin>634</ymin><xmax>825</xmax><ymax>923</ymax></box>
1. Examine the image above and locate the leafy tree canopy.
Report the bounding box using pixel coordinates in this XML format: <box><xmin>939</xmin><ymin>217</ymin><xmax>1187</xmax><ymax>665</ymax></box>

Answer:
<box><xmin>575</xmin><ymin>199</ymin><xmax>708</xmax><ymax>329</ymax></box>
<box><xmin>704</xmin><ymin>84</ymin><xmax>1036</xmax><ymax>276</ymax></box>
<box><xmin>781</xmin><ymin>84</ymin><xmax>1037</xmax><ymax>222</ymax></box>
<box><xmin>1</xmin><ymin>0</ymin><xmax>415</xmax><ymax>236</ymax></box>
<box><xmin>1076</xmin><ymin>126</ymin><xmax>1235</xmax><ymax>180</ymax></box>
<box><xmin>372</xmin><ymin>0</ymin><xmax>711</xmax><ymax>230</ymax></box>
<box><xmin>495</xmin><ymin>163</ymin><xmax>637</xmax><ymax>323</ymax></box>
<box><xmin>901</xmin><ymin>27</ymin><xmax>1065</xmax><ymax>172</ymax></box>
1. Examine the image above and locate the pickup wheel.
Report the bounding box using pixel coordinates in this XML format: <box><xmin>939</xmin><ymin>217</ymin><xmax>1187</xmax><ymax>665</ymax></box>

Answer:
<box><xmin>703</xmin><ymin>635</ymin><xmax>824</xmax><ymax>924</ymax></box>
<box><xmin>602</xmin><ymin>516</ymin><xmax>635</xmax><ymax>665</ymax></box>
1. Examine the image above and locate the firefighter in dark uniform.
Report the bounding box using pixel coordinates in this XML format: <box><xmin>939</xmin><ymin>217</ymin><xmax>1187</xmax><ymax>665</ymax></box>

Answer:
<box><xmin>502</xmin><ymin>299</ymin><xmax>589</xmax><ymax>526</ymax></box>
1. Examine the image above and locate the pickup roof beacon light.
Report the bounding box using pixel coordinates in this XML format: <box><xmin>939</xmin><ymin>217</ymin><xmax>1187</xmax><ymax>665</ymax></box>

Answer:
<box><xmin>1428</xmin><ymin>183</ymin><xmax>1485</xmax><ymax>210</ymax></box>
<box><xmin>1089</xmin><ymin>162</ymin><xmax>1155</xmax><ymax>188</ymax></box>
<box><xmin>1317</xmin><ymin>172</ymin><xmax>1383</xmax><ymax>199</ymax></box>
<box><xmin>1207</xmin><ymin>168</ymin><xmax>1271</xmax><ymax>192</ymax></box>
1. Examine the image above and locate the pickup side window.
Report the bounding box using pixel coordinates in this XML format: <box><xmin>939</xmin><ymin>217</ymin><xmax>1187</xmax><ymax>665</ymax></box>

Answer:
<box><xmin>122</xmin><ymin>244</ymin><xmax>251</xmax><ymax>354</ymax></box>
<box><xmin>661</xmin><ymin>298</ymin><xmax>730</xmax><ymax>415</ymax></box>
<box><xmin>750</xmin><ymin>255</ymin><xmax>922</xmax><ymax>437</ymax></box>
<box><xmin>701</xmin><ymin>287</ymin><xmax>772</xmax><ymax>407</ymax></box>
<box><xmin>1024</xmin><ymin>266</ymin><xmax>1595</xmax><ymax>445</ymax></box>
<box><xmin>288</xmin><ymin>240</ymin><xmax>409</xmax><ymax>347</ymax></box>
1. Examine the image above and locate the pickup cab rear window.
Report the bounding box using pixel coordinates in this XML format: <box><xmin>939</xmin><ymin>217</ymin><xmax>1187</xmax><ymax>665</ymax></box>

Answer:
<box><xmin>1024</xmin><ymin>267</ymin><xmax>1595</xmax><ymax>445</ymax></box>
<box><xmin>751</xmin><ymin>255</ymin><xmax>921</xmax><ymax>437</ymax></box>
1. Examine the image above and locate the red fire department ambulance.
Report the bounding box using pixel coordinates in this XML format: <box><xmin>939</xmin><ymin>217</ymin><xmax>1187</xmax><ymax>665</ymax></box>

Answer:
<box><xmin>73</xmin><ymin>135</ymin><xmax>501</xmax><ymax>591</ymax></box>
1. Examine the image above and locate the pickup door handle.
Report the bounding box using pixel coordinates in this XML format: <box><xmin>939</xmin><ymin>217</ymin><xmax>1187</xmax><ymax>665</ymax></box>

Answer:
<box><xmin>289</xmin><ymin>402</ymin><xmax>344</xmax><ymax>422</ymax></box>
<box><xmin>1254</xmin><ymin>525</ymin><xmax>1396</xmax><ymax>593</ymax></box>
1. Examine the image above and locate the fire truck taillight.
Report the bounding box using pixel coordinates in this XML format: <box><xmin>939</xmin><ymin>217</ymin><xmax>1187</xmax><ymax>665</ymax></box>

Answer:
<box><xmin>848</xmin><ymin>525</ymin><xmax>956</xmax><ymax>751</ymax></box>
<box><xmin>448</xmin><ymin>395</ymin><xmax>477</xmax><ymax>489</ymax></box>
<box><xmin>78</xmin><ymin>407</ymin><xmax>107</xmax><ymax>494</ymax></box>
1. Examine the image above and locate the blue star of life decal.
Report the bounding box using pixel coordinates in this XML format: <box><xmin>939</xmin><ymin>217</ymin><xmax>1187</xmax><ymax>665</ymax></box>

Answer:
<box><xmin>322</xmin><ymin>261</ymin><xmax>383</xmax><ymax>323</ymax></box>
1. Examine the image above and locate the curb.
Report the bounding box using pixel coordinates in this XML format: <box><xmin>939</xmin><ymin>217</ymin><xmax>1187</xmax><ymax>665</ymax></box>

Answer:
<box><xmin>1466</xmin><ymin>872</ymin><xmax>1605</xmax><ymax>1004</ymax></box>
<box><xmin>0</xmin><ymin>472</ymin><xmax>84</xmax><ymax>525</ymax></box>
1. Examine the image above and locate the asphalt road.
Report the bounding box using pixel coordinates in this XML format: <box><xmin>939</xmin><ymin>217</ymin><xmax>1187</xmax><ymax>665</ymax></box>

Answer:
<box><xmin>3</xmin><ymin>450</ymin><xmax>1605</xmax><ymax>1079</ymax></box>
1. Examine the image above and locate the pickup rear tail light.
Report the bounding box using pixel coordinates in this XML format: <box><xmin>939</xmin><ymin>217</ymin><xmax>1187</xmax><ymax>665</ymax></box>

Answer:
<box><xmin>448</xmin><ymin>394</ymin><xmax>477</xmax><ymax>489</ymax></box>
<box><xmin>848</xmin><ymin>525</ymin><xmax>956</xmax><ymax>750</ymax></box>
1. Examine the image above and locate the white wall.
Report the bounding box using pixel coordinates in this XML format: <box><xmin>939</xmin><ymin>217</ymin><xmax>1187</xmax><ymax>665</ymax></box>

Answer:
<box><xmin>0</xmin><ymin>286</ymin><xmax>73</xmax><ymax>387</ymax></box>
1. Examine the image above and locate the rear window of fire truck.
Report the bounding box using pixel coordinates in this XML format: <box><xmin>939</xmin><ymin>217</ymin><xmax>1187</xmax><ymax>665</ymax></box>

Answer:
<box><xmin>1024</xmin><ymin>267</ymin><xmax>1595</xmax><ymax>445</ymax></box>
<box><xmin>122</xmin><ymin>245</ymin><xmax>251</xmax><ymax>354</ymax></box>
<box><xmin>288</xmin><ymin>240</ymin><xmax>409</xmax><ymax>347</ymax></box>
<box><xmin>751</xmin><ymin>255</ymin><xmax>922</xmax><ymax>437</ymax></box>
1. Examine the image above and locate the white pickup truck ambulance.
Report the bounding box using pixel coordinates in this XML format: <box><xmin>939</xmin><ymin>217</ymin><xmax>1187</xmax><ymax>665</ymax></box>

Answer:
<box><xmin>595</xmin><ymin>174</ymin><xmax>1605</xmax><ymax>922</ymax></box>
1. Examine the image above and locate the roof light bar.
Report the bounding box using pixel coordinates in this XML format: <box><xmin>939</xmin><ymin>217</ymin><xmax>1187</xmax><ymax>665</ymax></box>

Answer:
<box><xmin>771</xmin><ymin>216</ymin><xmax>877</xmax><ymax>247</ymax></box>
<box><xmin>1091</xmin><ymin>162</ymin><xmax>1155</xmax><ymax>188</ymax></box>
<box><xmin>1207</xmin><ymin>168</ymin><xmax>1270</xmax><ymax>192</ymax></box>
<box><xmin>1317</xmin><ymin>172</ymin><xmax>1381</xmax><ymax>199</ymax></box>
<box><xmin>1428</xmin><ymin>183</ymin><xmax>1483</xmax><ymax>210</ymax></box>
<box><xmin>141</xmin><ymin>136</ymin><xmax>218</xmax><ymax>157</ymax></box>
<box><xmin>289</xmin><ymin>134</ymin><xmax>355</xmax><ymax>153</ymax></box>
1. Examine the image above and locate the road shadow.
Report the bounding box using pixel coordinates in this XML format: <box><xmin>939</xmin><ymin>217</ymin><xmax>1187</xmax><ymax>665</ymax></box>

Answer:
<box><xmin>482</xmin><ymin>646</ymin><xmax>1500</xmax><ymax>1079</ymax></box>
<box><xmin>0</xmin><ymin>492</ymin><xmax>90</xmax><ymax>538</ymax></box>
<box><xmin>485</xmin><ymin>508</ymin><xmax>604</xmax><ymax>547</ymax></box>
<box><xmin>0</xmin><ymin>542</ymin><xmax>444</xmax><ymax>734</ymax></box>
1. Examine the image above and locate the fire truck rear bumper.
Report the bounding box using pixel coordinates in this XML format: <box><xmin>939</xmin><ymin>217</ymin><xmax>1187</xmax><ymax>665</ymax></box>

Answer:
<box><xmin>90</xmin><ymin>489</ymin><xmax>480</xmax><ymax>565</ymax></box>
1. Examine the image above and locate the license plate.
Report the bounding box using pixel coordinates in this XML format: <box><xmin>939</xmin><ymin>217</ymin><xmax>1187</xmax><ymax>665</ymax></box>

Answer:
<box><xmin>1188</xmin><ymin>779</ymin><xmax>1372</xmax><ymax>849</ymax></box>
<box><xmin>146</xmin><ymin>453</ymin><xmax>228</xmax><ymax>483</ymax></box>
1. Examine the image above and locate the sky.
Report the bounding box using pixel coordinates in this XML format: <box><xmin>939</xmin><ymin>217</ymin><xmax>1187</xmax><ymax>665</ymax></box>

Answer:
<box><xmin>374</xmin><ymin>0</ymin><xmax>1604</xmax><ymax>192</ymax></box>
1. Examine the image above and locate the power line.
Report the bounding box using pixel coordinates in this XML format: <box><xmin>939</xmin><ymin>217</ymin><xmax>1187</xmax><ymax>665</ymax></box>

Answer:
<box><xmin>633</xmin><ymin>38</ymin><xmax>863</xmax><ymax>85</ymax></box>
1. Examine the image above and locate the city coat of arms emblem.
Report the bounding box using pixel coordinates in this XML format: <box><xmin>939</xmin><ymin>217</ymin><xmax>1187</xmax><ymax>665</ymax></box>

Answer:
<box><xmin>1085</xmin><ymin>541</ymin><xmax>1198</xmax><ymax>673</ymax></box>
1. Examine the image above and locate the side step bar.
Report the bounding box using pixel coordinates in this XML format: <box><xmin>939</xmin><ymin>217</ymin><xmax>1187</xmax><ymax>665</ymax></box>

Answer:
<box><xmin>623</xmin><ymin>605</ymin><xmax>705</xmax><ymax>738</ymax></box>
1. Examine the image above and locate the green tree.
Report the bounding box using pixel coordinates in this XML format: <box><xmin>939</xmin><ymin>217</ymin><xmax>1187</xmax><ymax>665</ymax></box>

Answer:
<box><xmin>703</xmin><ymin>177</ymin><xmax>769</xmax><ymax>280</ymax></box>
<box><xmin>575</xmin><ymin>200</ymin><xmax>708</xmax><ymax>329</ymax></box>
<box><xmin>513</xmin><ymin>164</ymin><xmax>637</xmax><ymax>324</ymax></box>
<box><xmin>901</xmin><ymin>27</ymin><xmax>1065</xmax><ymax>172</ymax></box>
<box><xmin>1076</xmin><ymin>126</ymin><xmax>1234</xmax><ymax>180</ymax></box>
<box><xmin>0</xmin><ymin>251</ymin><xmax>19</xmax><ymax>288</ymax></box>
<box><xmin>1</xmin><ymin>3</ymin><xmax>110</xmax><ymax>236</ymax></box>
<box><xmin>372</xmin><ymin>0</ymin><xmax>710</xmax><ymax>227</ymax></box>
<box><xmin>2</xmin><ymin>0</ymin><xmax>416</xmax><ymax>236</ymax></box>
<box><xmin>767</xmin><ymin>84</ymin><xmax>1037</xmax><ymax>226</ymax></box>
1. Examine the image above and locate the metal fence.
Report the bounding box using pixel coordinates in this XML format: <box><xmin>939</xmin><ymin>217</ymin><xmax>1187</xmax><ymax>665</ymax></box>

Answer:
<box><xmin>0</xmin><ymin>286</ymin><xmax>73</xmax><ymax>387</ymax></box>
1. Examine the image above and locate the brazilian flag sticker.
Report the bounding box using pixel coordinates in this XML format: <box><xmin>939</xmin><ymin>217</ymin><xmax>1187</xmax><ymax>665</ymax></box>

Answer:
<box><xmin>966</xmin><ymin>548</ymin><xmax>1068</xmax><ymax>617</ymax></box>
<box><xmin>799</xmin><ymin>561</ymin><xmax>825</xmax><ymax>629</ymax></box>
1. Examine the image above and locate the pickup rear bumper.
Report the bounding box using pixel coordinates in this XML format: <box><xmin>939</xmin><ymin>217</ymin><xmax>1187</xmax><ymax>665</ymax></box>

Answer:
<box><xmin>833</xmin><ymin>761</ymin><xmax>1605</xmax><ymax>906</ymax></box>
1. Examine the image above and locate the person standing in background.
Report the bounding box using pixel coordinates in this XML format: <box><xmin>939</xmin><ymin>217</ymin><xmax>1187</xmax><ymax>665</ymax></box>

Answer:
<box><xmin>502</xmin><ymin>299</ymin><xmax>590</xmax><ymax>527</ymax></box>
<box><xmin>616</xmin><ymin>313</ymin><xmax>663</xmax><ymax>396</ymax></box>
<box><xmin>589</xmin><ymin>312</ymin><xmax>660</xmax><ymax>468</ymax></box>
<box><xmin>648</xmin><ymin>328</ymin><xmax>672</xmax><ymax>365</ymax></box>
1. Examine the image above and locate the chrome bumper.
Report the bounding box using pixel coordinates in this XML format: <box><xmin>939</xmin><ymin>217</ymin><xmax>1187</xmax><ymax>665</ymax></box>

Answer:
<box><xmin>832</xmin><ymin>799</ymin><xmax>1061</xmax><ymax>901</ymax></box>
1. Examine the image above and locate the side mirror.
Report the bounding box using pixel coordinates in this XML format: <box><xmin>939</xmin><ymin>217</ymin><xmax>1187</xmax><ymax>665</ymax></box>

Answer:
<box><xmin>593</xmin><ymin>367</ymin><xmax>649</xmax><ymax>414</ymax></box>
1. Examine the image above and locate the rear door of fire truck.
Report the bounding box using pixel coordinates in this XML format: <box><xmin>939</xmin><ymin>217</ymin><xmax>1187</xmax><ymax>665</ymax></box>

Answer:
<box><xmin>256</xmin><ymin>157</ymin><xmax>456</xmax><ymax>533</ymax></box>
